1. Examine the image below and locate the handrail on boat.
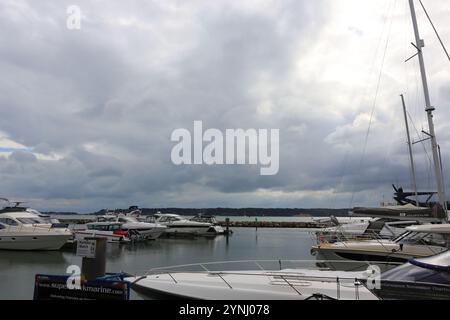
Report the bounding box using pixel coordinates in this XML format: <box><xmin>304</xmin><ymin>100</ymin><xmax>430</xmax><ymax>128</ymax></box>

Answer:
<box><xmin>141</xmin><ymin>259</ymin><xmax>402</xmax><ymax>276</ymax></box>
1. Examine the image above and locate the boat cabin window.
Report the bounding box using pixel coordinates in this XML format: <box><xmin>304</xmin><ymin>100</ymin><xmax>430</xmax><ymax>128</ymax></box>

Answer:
<box><xmin>0</xmin><ymin>218</ymin><xmax>19</xmax><ymax>226</ymax></box>
<box><xmin>17</xmin><ymin>218</ymin><xmax>45</xmax><ymax>224</ymax></box>
<box><xmin>87</xmin><ymin>223</ymin><xmax>122</xmax><ymax>231</ymax></box>
<box><xmin>118</xmin><ymin>217</ymin><xmax>138</xmax><ymax>223</ymax></box>
<box><xmin>109</xmin><ymin>224</ymin><xmax>122</xmax><ymax>231</ymax></box>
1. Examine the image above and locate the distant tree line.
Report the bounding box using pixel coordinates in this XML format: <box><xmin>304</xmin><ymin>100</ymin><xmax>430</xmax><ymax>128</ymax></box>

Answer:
<box><xmin>83</xmin><ymin>207</ymin><xmax>350</xmax><ymax>217</ymax></box>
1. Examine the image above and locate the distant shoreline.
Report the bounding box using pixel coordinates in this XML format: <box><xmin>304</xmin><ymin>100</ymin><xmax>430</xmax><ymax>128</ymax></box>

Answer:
<box><xmin>45</xmin><ymin>208</ymin><xmax>351</xmax><ymax>217</ymax></box>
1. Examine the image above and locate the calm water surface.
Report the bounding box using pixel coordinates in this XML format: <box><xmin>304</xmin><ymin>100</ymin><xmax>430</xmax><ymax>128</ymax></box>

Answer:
<box><xmin>0</xmin><ymin>228</ymin><xmax>316</xmax><ymax>300</ymax></box>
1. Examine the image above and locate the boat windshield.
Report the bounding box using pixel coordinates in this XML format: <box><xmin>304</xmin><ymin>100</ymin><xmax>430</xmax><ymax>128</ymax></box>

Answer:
<box><xmin>191</xmin><ymin>216</ymin><xmax>217</xmax><ymax>223</ymax></box>
<box><xmin>118</xmin><ymin>217</ymin><xmax>138</xmax><ymax>223</ymax></box>
<box><xmin>394</xmin><ymin>231</ymin><xmax>448</xmax><ymax>247</ymax></box>
<box><xmin>158</xmin><ymin>216</ymin><xmax>181</xmax><ymax>223</ymax></box>
<box><xmin>97</xmin><ymin>216</ymin><xmax>116</xmax><ymax>222</ymax></box>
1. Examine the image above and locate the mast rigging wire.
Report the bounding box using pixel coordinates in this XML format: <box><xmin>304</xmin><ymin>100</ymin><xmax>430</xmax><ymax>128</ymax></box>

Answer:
<box><xmin>349</xmin><ymin>0</ymin><xmax>397</xmax><ymax>208</ymax></box>
<box><xmin>418</xmin><ymin>0</ymin><xmax>450</xmax><ymax>63</ymax></box>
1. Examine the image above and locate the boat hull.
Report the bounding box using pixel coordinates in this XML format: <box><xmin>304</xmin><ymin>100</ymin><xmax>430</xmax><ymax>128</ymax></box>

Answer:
<box><xmin>126</xmin><ymin>270</ymin><xmax>378</xmax><ymax>300</ymax></box>
<box><xmin>0</xmin><ymin>233</ymin><xmax>72</xmax><ymax>251</ymax></box>
<box><xmin>73</xmin><ymin>230</ymin><xmax>129</xmax><ymax>244</ymax></box>
<box><xmin>163</xmin><ymin>226</ymin><xmax>224</xmax><ymax>236</ymax></box>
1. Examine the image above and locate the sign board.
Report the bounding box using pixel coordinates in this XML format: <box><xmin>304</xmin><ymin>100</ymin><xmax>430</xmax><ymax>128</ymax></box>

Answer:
<box><xmin>34</xmin><ymin>274</ymin><xmax>130</xmax><ymax>300</ymax></box>
<box><xmin>76</xmin><ymin>239</ymin><xmax>96</xmax><ymax>258</ymax></box>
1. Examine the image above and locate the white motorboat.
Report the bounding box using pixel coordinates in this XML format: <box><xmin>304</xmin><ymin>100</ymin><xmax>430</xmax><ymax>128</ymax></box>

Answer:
<box><xmin>97</xmin><ymin>214</ymin><xmax>166</xmax><ymax>240</ymax></box>
<box><xmin>151</xmin><ymin>213</ymin><xmax>224</xmax><ymax>236</ymax></box>
<box><xmin>311</xmin><ymin>224</ymin><xmax>450</xmax><ymax>270</ymax></box>
<box><xmin>189</xmin><ymin>214</ymin><xmax>225</xmax><ymax>234</ymax></box>
<box><xmin>0</xmin><ymin>210</ymin><xmax>72</xmax><ymax>251</ymax></box>
<box><xmin>116</xmin><ymin>215</ymin><xmax>166</xmax><ymax>240</ymax></box>
<box><xmin>126</xmin><ymin>261</ymin><xmax>379</xmax><ymax>300</ymax></box>
<box><xmin>316</xmin><ymin>218</ymin><xmax>419</xmax><ymax>241</ymax></box>
<box><xmin>72</xmin><ymin>221</ymin><xmax>131</xmax><ymax>244</ymax></box>
<box><xmin>126</xmin><ymin>249</ymin><xmax>450</xmax><ymax>300</ymax></box>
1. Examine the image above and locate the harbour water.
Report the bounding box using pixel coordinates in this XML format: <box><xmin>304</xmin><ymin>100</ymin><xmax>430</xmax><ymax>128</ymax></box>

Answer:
<box><xmin>0</xmin><ymin>228</ymin><xmax>316</xmax><ymax>300</ymax></box>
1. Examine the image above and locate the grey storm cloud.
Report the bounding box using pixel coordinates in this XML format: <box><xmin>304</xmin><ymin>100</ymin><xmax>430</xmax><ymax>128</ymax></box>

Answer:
<box><xmin>0</xmin><ymin>0</ymin><xmax>450</xmax><ymax>212</ymax></box>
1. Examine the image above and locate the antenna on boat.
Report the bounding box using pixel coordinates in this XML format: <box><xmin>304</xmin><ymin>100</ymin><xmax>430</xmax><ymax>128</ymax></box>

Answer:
<box><xmin>407</xmin><ymin>0</ymin><xmax>448</xmax><ymax>221</ymax></box>
<box><xmin>400</xmin><ymin>94</ymin><xmax>419</xmax><ymax>207</ymax></box>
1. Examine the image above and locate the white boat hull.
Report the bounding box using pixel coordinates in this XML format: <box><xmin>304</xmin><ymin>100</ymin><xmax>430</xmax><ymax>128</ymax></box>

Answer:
<box><xmin>0</xmin><ymin>233</ymin><xmax>72</xmax><ymax>251</ymax></box>
<box><xmin>163</xmin><ymin>226</ymin><xmax>224</xmax><ymax>236</ymax></box>
<box><xmin>73</xmin><ymin>230</ymin><xmax>130</xmax><ymax>244</ymax></box>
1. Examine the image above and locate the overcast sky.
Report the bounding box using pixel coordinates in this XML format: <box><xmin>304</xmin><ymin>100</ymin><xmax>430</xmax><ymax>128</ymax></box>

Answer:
<box><xmin>1</xmin><ymin>0</ymin><xmax>450</xmax><ymax>212</ymax></box>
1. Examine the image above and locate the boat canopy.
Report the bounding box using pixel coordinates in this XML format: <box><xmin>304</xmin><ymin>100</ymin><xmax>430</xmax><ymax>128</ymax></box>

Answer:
<box><xmin>410</xmin><ymin>250</ymin><xmax>450</xmax><ymax>272</ymax></box>
<box><xmin>351</xmin><ymin>204</ymin><xmax>446</xmax><ymax>221</ymax></box>
<box><xmin>381</xmin><ymin>250</ymin><xmax>450</xmax><ymax>286</ymax></box>
<box><xmin>406</xmin><ymin>224</ymin><xmax>450</xmax><ymax>234</ymax></box>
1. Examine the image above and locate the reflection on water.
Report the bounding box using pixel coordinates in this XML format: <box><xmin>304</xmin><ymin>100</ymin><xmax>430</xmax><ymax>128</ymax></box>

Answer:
<box><xmin>0</xmin><ymin>228</ymin><xmax>315</xmax><ymax>300</ymax></box>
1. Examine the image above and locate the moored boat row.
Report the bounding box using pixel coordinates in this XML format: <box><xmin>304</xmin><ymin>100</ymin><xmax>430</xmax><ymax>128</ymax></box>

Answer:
<box><xmin>0</xmin><ymin>201</ymin><xmax>226</xmax><ymax>251</ymax></box>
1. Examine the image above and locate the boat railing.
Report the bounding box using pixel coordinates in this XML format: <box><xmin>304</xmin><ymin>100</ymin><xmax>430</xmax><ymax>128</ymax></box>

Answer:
<box><xmin>142</xmin><ymin>259</ymin><xmax>400</xmax><ymax>274</ymax></box>
<box><xmin>315</xmin><ymin>230</ymin><xmax>401</xmax><ymax>253</ymax></box>
<box><xmin>313</xmin><ymin>229</ymin><xmax>389</xmax><ymax>244</ymax></box>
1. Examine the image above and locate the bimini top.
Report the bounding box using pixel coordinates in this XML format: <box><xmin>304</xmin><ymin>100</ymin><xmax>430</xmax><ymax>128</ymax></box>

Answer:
<box><xmin>406</xmin><ymin>224</ymin><xmax>450</xmax><ymax>234</ymax></box>
<box><xmin>410</xmin><ymin>250</ymin><xmax>450</xmax><ymax>272</ymax></box>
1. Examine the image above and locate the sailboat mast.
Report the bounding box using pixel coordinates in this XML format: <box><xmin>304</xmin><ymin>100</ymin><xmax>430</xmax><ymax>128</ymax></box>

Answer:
<box><xmin>400</xmin><ymin>94</ymin><xmax>419</xmax><ymax>206</ymax></box>
<box><xmin>408</xmin><ymin>0</ymin><xmax>447</xmax><ymax>220</ymax></box>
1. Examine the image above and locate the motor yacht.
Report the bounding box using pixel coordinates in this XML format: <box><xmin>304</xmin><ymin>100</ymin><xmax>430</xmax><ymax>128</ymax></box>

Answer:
<box><xmin>96</xmin><ymin>214</ymin><xmax>166</xmax><ymax>240</ymax></box>
<box><xmin>311</xmin><ymin>224</ymin><xmax>450</xmax><ymax>270</ymax></box>
<box><xmin>0</xmin><ymin>210</ymin><xmax>72</xmax><ymax>251</ymax></box>
<box><xmin>316</xmin><ymin>218</ymin><xmax>420</xmax><ymax>242</ymax></box>
<box><xmin>151</xmin><ymin>213</ymin><xmax>224</xmax><ymax>236</ymax></box>
<box><xmin>189</xmin><ymin>214</ymin><xmax>225</xmax><ymax>234</ymax></box>
<box><xmin>125</xmin><ymin>261</ymin><xmax>379</xmax><ymax>300</ymax></box>
<box><xmin>72</xmin><ymin>221</ymin><xmax>131</xmax><ymax>244</ymax></box>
